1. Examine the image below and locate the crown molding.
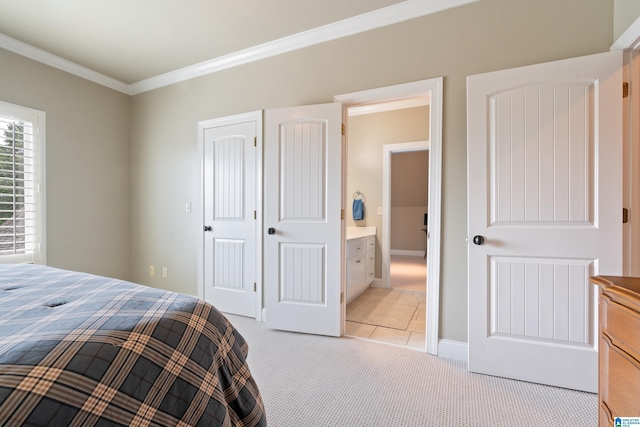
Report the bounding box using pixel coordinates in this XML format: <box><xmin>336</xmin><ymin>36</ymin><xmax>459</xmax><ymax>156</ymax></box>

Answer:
<box><xmin>1</xmin><ymin>0</ymin><xmax>479</xmax><ymax>96</ymax></box>
<box><xmin>0</xmin><ymin>33</ymin><xmax>131</xmax><ymax>94</ymax></box>
<box><xmin>130</xmin><ymin>0</ymin><xmax>479</xmax><ymax>94</ymax></box>
<box><xmin>611</xmin><ymin>15</ymin><xmax>640</xmax><ymax>51</ymax></box>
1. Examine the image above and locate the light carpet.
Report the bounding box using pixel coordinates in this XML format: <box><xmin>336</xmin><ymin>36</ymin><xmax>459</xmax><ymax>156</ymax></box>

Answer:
<box><xmin>226</xmin><ymin>314</ymin><xmax>597</xmax><ymax>427</ymax></box>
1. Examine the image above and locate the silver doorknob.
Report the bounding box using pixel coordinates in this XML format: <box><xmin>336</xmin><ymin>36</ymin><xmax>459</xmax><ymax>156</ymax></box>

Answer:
<box><xmin>473</xmin><ymin>235</ymin><xmax>484</xmax><ymax>245</ymax></box>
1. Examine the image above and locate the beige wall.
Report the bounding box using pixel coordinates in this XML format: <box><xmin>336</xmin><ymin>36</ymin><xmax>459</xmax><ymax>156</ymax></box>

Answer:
<box><xmin>0</xmin><ymin>0</ymin><xmax>616</xmax><ymax>344</ymax></box>
<box><xmin>130</xmin><ymin>0</ymin><xmax>613</xmax><ymax>342</ymax></box>
<box><xmin>347</xmin><ymin>107</ymin><xmax>429</xmax><ymax>277</ymax></box>
<box><xmin>0</xmin><ymin>49</ymin><xmax>131</xmax><ymax>279</ymax></box>
<box><xmin>614</xmin><ymin>0</ymin><xmax>640</xmax><ymax>40</ymax></box>
<box><xmin>391</xmin><ymin>151</ymin><xmax>429</xmax><ymax>252</ymax></box>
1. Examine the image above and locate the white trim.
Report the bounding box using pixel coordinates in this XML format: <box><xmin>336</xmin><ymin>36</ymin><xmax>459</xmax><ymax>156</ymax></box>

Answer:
<box><xmin>337</xmin><ymin>80</ymin><xmax>437</xmax><ymax>106</ymax></box>
<box><xmin>438</xmin><ymin>339</ymin><xmax>468</xmax><ymax>363</ymax></box>
<box><xmin>196</xmin><ymin>110</ymin><xmax>263</xmax><ymax>320</ymax></box>
<box><xmin>622</xmin><ymin>50</ymin><xmax>639</xmax><ymax>276</ymax></box>
<box><xmin>348</xmin><ymin>97</ymin><xmax>430</xmax><ymax>116</ymax></box>
<box><xmin>612</xmin><ymin>16</ymin><xmax>640</xmax><ymax>50</ymax></box>
<box><xmin>383</xmin><ymin>140</ymin><xmax>430</xmax><ymax>288</ymax></box>
<box><xmin>390</xmin><ymin>249</ymin><xmax>423</xmax><ymax>257</ymax></box>
<box><xmin>1</xmin><ymin>0</ymin><xmax>479</xmax><ymax>95</ymax></box>
<box><xmin>369</xmin><ymin>278</ymin><xmax>385</xmax><ymax>288</ymax></box>
<box><xmin>613</xmin><ymin>23</ymin><xmax>640</xmax><ymax>275</ymax></box>
<box><xmin>0</xmin><ymin>101</ymin><xmax>46</xmax><ymax>265</ymax></box>
<box><xmin>0</xmin><ymin>33</ymin><xmax>131</xmax><ymax>95</ymax></box>
<box><xmin>335</xmin><ymin>76</ymin><xmax>443</xmax><ymax>357</ymax></box>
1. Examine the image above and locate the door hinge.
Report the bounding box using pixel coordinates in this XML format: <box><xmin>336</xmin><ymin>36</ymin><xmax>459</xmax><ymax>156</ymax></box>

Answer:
<box><xmin>254</xmin><ymin>137</ymin><xmax>257</xmax><ymax>147</ymax></box>
<box><xmin>623</xmin><ymin>208</ymin><xmax>629</xmax><ymax>224</ymax></box>
<box><xmin>341</xmin><ymin>209</ymin><xmax>345</xmax><ymax>220</ymax></box>
<box><xmin>341</xmin><ymin>123</ymin><xmax>345</xmax><ymax>136</ymax></box>
<box><xmin>254</xmin><ymin>283</ymin><xmax>257</xmax><ymax>292</ymax></box>
<box><xmin>623</xmin><ymin>82</ymin><xmax>629</xmax><ymax>98</ymax></box>
<box><xmin>254</xmin><ymin>210</ymin><xmax>257</xmax><ymax>220</ymax></box>
<box><xmin>340</xmin><ymin>292</ymin><xmax>344</xmax><ymax>304</ymax></box>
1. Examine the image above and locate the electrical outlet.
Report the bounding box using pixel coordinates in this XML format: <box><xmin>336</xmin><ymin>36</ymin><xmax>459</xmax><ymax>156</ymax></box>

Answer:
<box><xmin>162</xmin><ymin>267</ymin><xmax>168</xmax><ymax>278</ymax></box>
<box><xmin>149</xmin><ymin>266</ymin><xmax>155</xmax><ymax>276</ymax></box>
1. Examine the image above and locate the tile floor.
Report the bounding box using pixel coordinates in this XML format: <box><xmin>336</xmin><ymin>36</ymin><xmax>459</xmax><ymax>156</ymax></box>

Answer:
<box><xmin>345</xmin><ymin>255</ymin><xmax>427</xmax><ymax>349</ymax></box>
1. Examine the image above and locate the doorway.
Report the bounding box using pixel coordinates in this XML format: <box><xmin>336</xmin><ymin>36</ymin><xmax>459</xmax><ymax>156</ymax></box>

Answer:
<box><xmin>345</xmin><ymin>138</ymin><xmax>430</xmax><ymax>349</ymax></box>
<box><xmin>335</xmin><ymin>78</ymin><xmax>443</xmax><ymax>354</ymax></box>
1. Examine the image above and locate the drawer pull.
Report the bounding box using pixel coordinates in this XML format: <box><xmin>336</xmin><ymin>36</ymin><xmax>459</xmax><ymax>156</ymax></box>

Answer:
<box><xmin>356</xmin><ymin>260</ymin><xmax>361</xmax><ymax>263</ymax></box>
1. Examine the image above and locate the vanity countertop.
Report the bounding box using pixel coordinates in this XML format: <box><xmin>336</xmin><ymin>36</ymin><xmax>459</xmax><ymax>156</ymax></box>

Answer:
<box><xmin>346</xmin><ymin>226</ymin><xmax>376</xmax><ymax>240</ymax></box>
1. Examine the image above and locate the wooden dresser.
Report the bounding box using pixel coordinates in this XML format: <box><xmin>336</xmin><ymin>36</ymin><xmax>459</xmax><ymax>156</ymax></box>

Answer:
<box><xmin>590</xmin><ymin>276</ymin><xmax>640</xmax><ymax>426</ymax></box>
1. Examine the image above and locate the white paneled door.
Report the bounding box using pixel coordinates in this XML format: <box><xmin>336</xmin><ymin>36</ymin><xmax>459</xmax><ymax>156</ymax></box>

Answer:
<box><xmin>467</xmin><ymin>51</ymin><xmax>622</xmax><ymax>392</ymax></box>
<box><xmin>203</xmin><ymin>119</ymin><xmax>258</xmax><ymax>318</ymax></box>
<box><xmin>264</xmin><ymin>103</ymin><xmax>343</xmax><ymax>336</ymax></box>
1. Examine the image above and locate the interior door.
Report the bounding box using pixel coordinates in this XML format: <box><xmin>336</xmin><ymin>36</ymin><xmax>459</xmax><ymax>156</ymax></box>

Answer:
<box><xmin>203</xmin><ymin>120</ymin><xmax>257</xmax><ymax>318</ymax></box>
<box><xmin>264</xmin><ymin>103</ymin><xmax>343</xmax><ymax>336</ymax></box>
<box><xmin>467</xmin><ymin>50</ymin><xmax>622</xmax><ymax>392</ymax></box>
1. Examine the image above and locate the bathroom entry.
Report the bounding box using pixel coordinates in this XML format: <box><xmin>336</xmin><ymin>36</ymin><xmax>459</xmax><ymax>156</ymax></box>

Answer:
<box><xmin>335</xmin><ymin>78</ymin><xmax>443</xmax><ymax>354</ymax></box>
<box><xmin>343</xmin><ymin>100</ymin><xmax>430</xmax><ymax>349</ymax></box>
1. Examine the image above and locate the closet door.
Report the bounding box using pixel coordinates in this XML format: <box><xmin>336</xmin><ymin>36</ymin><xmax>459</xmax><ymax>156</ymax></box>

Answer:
<box><xmin>198</xmin><ymin>111</ymin><xmax>262</xmax><ymax>319</ymax></box>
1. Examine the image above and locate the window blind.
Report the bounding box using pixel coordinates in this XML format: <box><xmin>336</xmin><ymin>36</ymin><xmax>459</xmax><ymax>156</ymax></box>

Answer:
<box><xmin>0</xmin><ymin>116</ymin><xmax>36</xmax><ymax>259</ymax></box>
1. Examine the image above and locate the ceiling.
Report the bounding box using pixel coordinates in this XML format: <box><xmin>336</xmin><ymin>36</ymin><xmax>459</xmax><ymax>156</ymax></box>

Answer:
<box><xmin>0</xmin><ymin>0</ymin><xmax>477</xmax><ymax>93</ymax></box>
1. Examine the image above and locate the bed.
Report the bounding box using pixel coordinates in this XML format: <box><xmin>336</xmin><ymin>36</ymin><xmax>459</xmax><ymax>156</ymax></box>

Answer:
<box><xmin>0</xmin><ymin>263</ymin><xmax>266</xmax><ymax>426</ymax></box>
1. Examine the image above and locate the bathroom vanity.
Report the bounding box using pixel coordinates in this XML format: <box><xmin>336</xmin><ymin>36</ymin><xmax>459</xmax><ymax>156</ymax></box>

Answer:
<box><xmin>346</xmin><ymin>227</ymin><xmax>376</xmax><ymax>304</ymax></box>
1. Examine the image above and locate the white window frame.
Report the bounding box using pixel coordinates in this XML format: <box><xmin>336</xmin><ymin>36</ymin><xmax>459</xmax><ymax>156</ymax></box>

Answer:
<box><xmin>0</xmin><ymin>101</ymin><xmax>46</xmax><ymax>264</ymax></box>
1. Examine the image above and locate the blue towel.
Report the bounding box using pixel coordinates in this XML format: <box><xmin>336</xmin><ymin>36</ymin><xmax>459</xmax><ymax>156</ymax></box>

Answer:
<box><xmin>353</xmin><ymin>199</ymin><xmax>364</xmax><ymax>221</ymax></box>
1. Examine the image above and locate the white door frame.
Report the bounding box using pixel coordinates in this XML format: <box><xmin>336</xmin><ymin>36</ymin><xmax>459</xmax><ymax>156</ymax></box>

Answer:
<box><xmin>613</xmin><ymin>19</ymin><xmax>640</xmax><ymax>276</ymax></box>
<box><xmin>335</xmin><ymin>77</ymin><xmax>443</xmax><ymax>355</ymax></box>
<box><xmin>196</xmin><ymin>110</ymin><xmax>264</xmax><ymax>321</ymax></box>
<box><xmin>382</xmin><ymin>140</ymin><xmax>429</xmax><ymax>286</ymax></box>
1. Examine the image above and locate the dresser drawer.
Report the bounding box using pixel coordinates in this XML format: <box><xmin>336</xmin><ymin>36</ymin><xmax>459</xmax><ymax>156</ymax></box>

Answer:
<box><xmin>600</xmin><ymin>334</ymin><xmax>640</xmax><ymax>420</ymax></box>
<box><xmin>606</xmin><ymin>301</ymin><xmax>640</xmax><ymax>361</ymax></box>
<box><xmin>600</xmin><ymin>404</ymin><xmax>613</xmax><ymax>427</ymax></box>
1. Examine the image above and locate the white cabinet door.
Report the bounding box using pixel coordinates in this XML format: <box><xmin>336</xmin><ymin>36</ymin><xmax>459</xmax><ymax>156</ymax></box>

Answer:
<box><xmin>264</xmin><ymin>103</ymin><xmax>343</xmax><ymax>336</ymax></box>
<box><xmin>365</xmin><ymin>236</ymin><xmax>375</xmax><ymax>285</ymax></box>
<box><xmin>467</xmin><ymin>51</ymin><xmax>622</xmax><ymax>392</ymax></box>
<box><xmin>346</xmin><ymin>255</ymin><xmax>365</xmax><ymax>303</ymax></box>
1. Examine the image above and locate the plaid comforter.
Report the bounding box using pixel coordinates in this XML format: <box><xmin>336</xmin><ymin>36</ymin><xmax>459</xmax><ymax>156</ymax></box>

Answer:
<box><xmin>0</xmin><ymin>264</ymin><xmax>266</xmax><ymax>426</ymax></box>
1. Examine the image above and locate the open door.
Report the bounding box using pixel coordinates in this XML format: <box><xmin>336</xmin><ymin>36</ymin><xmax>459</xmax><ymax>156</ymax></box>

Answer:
<box><xmin>467</xmin><ymin>51</ymin><xmax>622</xmax><ymax>392</ymax></box>
<box><xmin>264</xmin><ymin>103</ymin><xmax>343</xmax><ymax>336</ymax></box>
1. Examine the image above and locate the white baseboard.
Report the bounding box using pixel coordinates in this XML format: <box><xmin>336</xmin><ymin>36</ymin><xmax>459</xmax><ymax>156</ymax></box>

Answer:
<box><xmin>438</xmin><ymin>339</ymin><xmax>468</xmax><ymax>363</ymax></box>
<box><xmin>390</xmin><ymin>249</ymin><xmax>423</xmax><ymax>257</ymax></box>
<box><xmin>369</xmin><ymin>278</ymin><xmax>385</xmax><ymax>288</ymax></box>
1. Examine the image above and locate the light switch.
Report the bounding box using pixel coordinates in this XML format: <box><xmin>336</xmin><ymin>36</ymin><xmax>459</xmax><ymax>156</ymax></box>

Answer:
<box><xmin>377</xmin><ymin>207</ymin><xmax>383</xmax><ymax>215</ymax></box>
